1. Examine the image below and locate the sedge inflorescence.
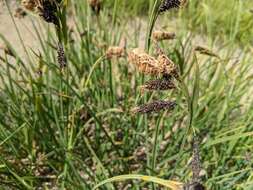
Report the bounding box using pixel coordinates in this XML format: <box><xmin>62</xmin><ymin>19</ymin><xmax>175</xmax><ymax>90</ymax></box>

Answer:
<box><xmin>128</xmin><ymin>46</ymin><xmax>178</xmax><ymax>114</ymax></box>
<box><xmin>159</xmin><ymin>0</ymin><xmax>188</xmax><ymax>13</ymax></box>
<box><xmin>22</xmin><ymin>0</ymin><xmax>61</xmax><ymax>26</ymax></box>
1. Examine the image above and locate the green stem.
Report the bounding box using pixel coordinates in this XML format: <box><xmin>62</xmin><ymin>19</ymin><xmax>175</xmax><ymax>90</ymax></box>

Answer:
<box><xmin>145</xmin><ymin>0</ymin><xmax>161</xmax><ymax>51</ymax></box>
<box><xmin>112</xmin><ymin>0</ymin><xmax>119</xmax><ymax>26</ymax></box>
<box><xmin>84</xmin><ymin>55</ymin><xmax>105</xmax><ymax>89</ymax></box>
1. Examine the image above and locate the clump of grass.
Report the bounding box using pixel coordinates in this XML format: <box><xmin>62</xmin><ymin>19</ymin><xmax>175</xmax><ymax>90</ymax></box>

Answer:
<box><xmin>0</xmin><ymin>0</ymin><xmax>253</xmax><ymax>189</ymax></box>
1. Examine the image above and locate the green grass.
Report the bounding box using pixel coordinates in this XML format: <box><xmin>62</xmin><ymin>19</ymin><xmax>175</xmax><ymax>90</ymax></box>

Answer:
<box><xmin>0</xmin><ymin>0</ymin><xmax>253</xmax><ymax>189</ymax></box>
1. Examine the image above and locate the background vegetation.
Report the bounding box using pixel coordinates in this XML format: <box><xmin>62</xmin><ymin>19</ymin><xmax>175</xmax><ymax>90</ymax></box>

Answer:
<box><xmin>0</xmin><ymin>0</ymin><xmax>253</xmax><ymax>189</ymax></box>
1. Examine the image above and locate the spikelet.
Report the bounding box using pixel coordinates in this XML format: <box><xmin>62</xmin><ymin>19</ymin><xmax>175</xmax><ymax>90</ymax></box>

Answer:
<box><xmin>128</xmin><ymin>49</ymin><xmax>172</xmax><ymax>76</ymax></box>
<box><xmin>128</xmin><ymin>49</ymin><xmax>160</xmax><ymax>75</ymax></box>
<box><xmin>106</xmin><ymin>46</ymin><xmax>125</xmax><ymax>59</ymax></box>
<box><xmin>132</xmin><ymin>100</ymin><xmax>176</xmax><ymax>114</ymax></box>
<box><xmin>153</xmin><ymin>31</ymin><xmax>176</xmax><ymax>41</ymax></box>
<box><xmin>156</xmin><ymin>46</ymin><xmax>179</xmax><ymax>78</ymax></box>
<box><xmin>159</xmin><ymin>0</ymin><xmax>187</xmax><ymax>13</ymax></box>
<box><xmin>140</xmin><ymin>78</ymin><xmax>175</xmax><ymax>92</ymax></box>
<box><xmin>21</xmin><ymin>0</ymin><xmax>37</xmax><ymax>11</ymax></box>
<box><xmin>183</xmin><ymin>137</ymin><xmax>206</xmax><ymax>190</ymax></box>
<box><xmin>57</xmin><ymin>42</ymin><xmax>67</xmax><ymax>69</ymax></box>
<box><xmin>191</xmin><ymin>138</ymin><xmax>201</xmax><ymax>183</ymax></box>
<box><xmin>194</xmin><ymin>46</ymin><xmax>220</xmax><ymax>59</ymax></box>
<box><xmin>127</xmin><ymin>48</ymin><xmax>144</xmax><ymax>64</ymax></box>
<box><xmin>36</xmin><ymin>0</ymin><xmax>59</xmax><ymax>26</ymax></box>
<box><xmin>157</xmin><ymin>53</ymin><xmax>177</xmax><ymax>75</ymax></box>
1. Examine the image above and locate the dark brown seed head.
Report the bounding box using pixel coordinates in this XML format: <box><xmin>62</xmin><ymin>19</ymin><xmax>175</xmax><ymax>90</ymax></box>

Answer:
<box><xmin>192</xmin><ymin>138</ymin><xmax>201</xmax><ymax>183</ymax></box>
<box><xmin>159</xmin><ymin>0</ymin><xmax>187</xmax><ymax>13</ymax></box>
<box><xmin>132</xmin><ymin>100</ymin><xmax>176</xmax><ymax>114</ymax></box>
<box><xmin>140</xmin><ymin>78</ymin><xmax>175</xmax><ymax>92</ymax></box>
<box><xmin>57</xmin><ymin>42</ymin><xmax>67</xmax><ymax>69</ymax></box>
<box><xmin>37</xmin><ymin>0</ymin><xmax>59</xmax><ymax>26</ymax></box>
<box><xmin>115</xmin><ymin>130</ymin><xmax>124</xmax><ymax>142</ymax></box>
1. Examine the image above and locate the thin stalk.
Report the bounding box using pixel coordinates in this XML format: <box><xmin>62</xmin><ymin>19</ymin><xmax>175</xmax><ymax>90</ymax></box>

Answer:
<box><xmin>145</xmin><ymin>0</ymin><xmax>161</xmax><ymax>51</ymax></box>
<box><xmin>151</xmin><ymin>115</ymin><xmax>163</xmax><ymax>171</ymax></box>
<box><xmin>112</xmin><ymin>0</ymin><xmax>119</xmax><ymax>26</ymax></box>
<box><xmin>151</xmin><ymin>115</ymin><xmax>163</xmax><ymax>190</ymax></box>
<box><xmin>108</xmin><ymin>60</ymin><xmax>115</xmax><ymax>107</ymax></box>
<box><xmin>84</xmin><ymin>55</ymin><xmax>105</xmax><ymax>89</ymax></box>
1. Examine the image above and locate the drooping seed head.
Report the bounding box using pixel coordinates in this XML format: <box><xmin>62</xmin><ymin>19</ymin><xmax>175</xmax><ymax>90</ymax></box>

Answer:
<box><xmin>153</xmin><ymin>31</ymin><xmax>176</xmax><ymax>41</ymax></box>
<box><xmin>194</xmin><ymin>46</ymin><xmax>220</xmax><ymax>59</ymax></box>
<box><xmin>106</xmin><ymin>46</ymin><xmax>125</xmax><ymax>59</ymax></box>
<box><xmin>132</xmin><ymin>100</ymin><xmax>176</xmax><ymax>114</ymax></box>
